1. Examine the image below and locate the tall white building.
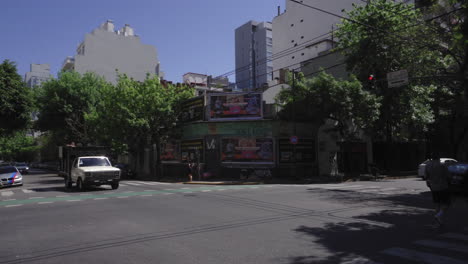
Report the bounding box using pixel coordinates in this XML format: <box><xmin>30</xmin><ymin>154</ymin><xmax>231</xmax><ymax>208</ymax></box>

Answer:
<box><xmin>235</xmin><ymin>21</ymin><xmax>273</xmax><ymax>91</ymax></box>
<box><xmin>24</xmin><ymin>64</ymin><xmax>52</xmax><ymax>88</ymax></box>
<box><xmin>272</xmin><ymin>0</ymin><xmax>361</xmax><ymax>79</ymax></box>
<box><xmin>62</xmin><ymin>20</ymin><xmax>161</xmax><ymax>84</ymax></box>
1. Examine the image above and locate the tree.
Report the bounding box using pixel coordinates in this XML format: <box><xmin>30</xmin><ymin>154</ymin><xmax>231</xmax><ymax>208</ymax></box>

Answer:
<box><xmin>275</xmin><ymin>71</ymin><xmax>380</xmax><ymax>139</ymax></box>
<box><xmin>90</xmin><ymin>74</ymin><xmax>194</xmax><ymax>154</ymax></box>
<box><xmin>0</xmin><ymin>131</ymin><xmax>39</xmax><ymax>162</ymax></box>
<box><xmin>335</xmin><ymin>0</ymin><xmax>439</xmax><ymax>141</ymax></box>
<box><xmin>0</xmin><ymin>60</ymin><xmax>33</xmax><ymax>135</ymax></box>
<box><xmin>35</xmin><ymin>71</ymin><xmax>110</xmax><ymax>145</ymax></box>
<box><xmin>423</xmin><ymin>0</ymin><xmax>468</xmax><ymax>157</ymax></box>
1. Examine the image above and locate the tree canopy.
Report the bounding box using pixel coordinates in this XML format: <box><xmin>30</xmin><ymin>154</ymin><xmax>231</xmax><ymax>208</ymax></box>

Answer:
<box><xmin>0</xmin><ymin>60</ymin><xmax>33</xmax><ymax>135</ymax></box>
<box><xmin>276</xmin><ymin>71</ymin><xmax>380</xmax><ymax>139</ymax></box>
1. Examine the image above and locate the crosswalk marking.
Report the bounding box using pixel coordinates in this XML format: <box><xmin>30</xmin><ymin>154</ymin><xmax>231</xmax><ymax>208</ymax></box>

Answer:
<box><xmin>440</xmin><ymin>233</ymin><xmax>468</xmax><ymax>242</ymax></box>
<box><xmin>414</xmin><ymin>239</ymin><xmax>468</xmax><ymax>254</ymax></box>
<box><xmin>1</xmin><ymin>191</ymin><xmax>14</xmax><ymax>197</ymax></box>
<box><xmin>124</xmin><ymin>182</ymin><xmax>141</xmax><ymax>186</ymax></box>
<box><xmin>382</xmin><ymin>247</ymin><xmax>466</xmax><ymax>264</ymax></box>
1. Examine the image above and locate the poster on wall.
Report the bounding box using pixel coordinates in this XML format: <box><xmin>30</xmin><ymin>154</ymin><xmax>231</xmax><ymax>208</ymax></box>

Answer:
<box><xmin>221</xmin><ymin>137</ymin><xmax>274</xmax><ymax>163</ymax></box>
<box><xmin>160</xmin><ymin>140</ymin><xmax>180</xmax><ymax>162</ymax></box>
<box><xmin>208</xmin><ymin>93</ymin><xmax>262</xmax><ymax>120</ymax></box>
<box><xmin>278</xmin><ymin>138</ymin><xmax>316</xmax><ymax>164</ymax></box>
<box><xmin>181</xmin><ymin>139</ymin><xmax>204</xmax><ymax>162</ymax></box>
<box><xmin>181</xmin><ymin>96</ymin><xmax>204</xmax><ymax>122</ymax></box>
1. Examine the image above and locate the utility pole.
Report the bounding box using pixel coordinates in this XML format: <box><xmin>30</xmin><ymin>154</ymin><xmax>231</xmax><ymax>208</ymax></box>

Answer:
<box><xmin>292</xmin><ymin>70</ymin><xmax>297</xmax><ymax>178</ymax></box>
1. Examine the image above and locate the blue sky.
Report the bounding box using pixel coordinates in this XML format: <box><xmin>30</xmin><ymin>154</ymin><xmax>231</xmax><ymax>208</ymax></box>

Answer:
<box><xmin>1</xmin><ymin>0</ymin><xmax>281</xmax><ymax>83</ymax></box>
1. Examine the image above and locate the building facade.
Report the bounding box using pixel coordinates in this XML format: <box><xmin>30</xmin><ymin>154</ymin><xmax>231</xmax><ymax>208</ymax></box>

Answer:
<box><xmin>235</xmin><ymin>21</ymin><xmax>273</xmax><ymax>91</ymax></box>
<box><xmin>272</xmin><ymin>0</ymin><xmax>361</xmax><ymax>80</ymax></box>
<box><xmin>62</xmin><ymin>20</ymin><xmax>161</xmax><ymax>84</ymax></box>
<box><xmin>24</xmin><ymin>64</ymin><xmax>52</xmax><ymax>88</ymax></box>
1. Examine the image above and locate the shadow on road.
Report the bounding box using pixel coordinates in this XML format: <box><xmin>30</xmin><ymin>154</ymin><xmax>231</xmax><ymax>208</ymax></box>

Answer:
<box><xmin>285</xmin><ymin>190</ymin><xmax>468</xmax><ymax>264</ymax></box>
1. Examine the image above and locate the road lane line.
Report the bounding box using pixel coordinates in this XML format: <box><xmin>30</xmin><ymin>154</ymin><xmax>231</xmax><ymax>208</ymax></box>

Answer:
<box><xmin>56</xmin><ymin>195</ymin><xmax>70</xmax><ymax>197</ymax></box>
<box><xmin>201</xmin><ymin>190</ymin><xmax>211</xmax><ymax>192</ymax></box>
<box><xmin>440</xmin><ymin>233</ymin><xmax>468</xmax><ymax>242</ymax></box>
<box><xmin>5</xmin><ymin>204</ymin><xmax>22</xmax><ymax>207</ymax></box>
<box><xmin>163</xmin><ymin>193</ymin><xmax>174</xmax><ymax>195</ymax></box>
<box><xmin>29</xmin><ymin>197</ymin><xmax>44</xmax><ymax>199</ymax></box>
<box><xmin>117</xmin><ymin>196</ymin><xmax>129</xmax><ymax>199</ymax></box>
<box><xmin>94</xmin><ymin>198</ymin><xmax>108</xmax><ymax>200</ymax></box>
<box><xmin>123</xmin><ymin>182</ymin><xmax>141</xmax><ymax>186</ymax></box>
<box><xmin>67</xmin><ymin>200</ymin><xmax>81</xmax><ymax>202</ymax></box>
<box><xmin>140</xmin><ymin>194</ymin><xmax>152</xmax><ymax>197</ymax></box>
<box><xmin>381</xmin><ymin>247</ymin><xmax>466</xmax><ymax>264</ymax></box>
<box><xmin>3</xmin><ymin>199</ymin><xmax>16</xmax><ymax>201</ymax></box>
<box><xmin>414</xmin><ymin>239</ymin><xmax>468</xmax><ymax>253</ymax></box>
<box><xmin>22</xmin><ymin>189</ymin><xmax>35</xmax><ymax>193</ymax></box>
<box><xmin>38</xmin><ymin>202</ymin><xmax>53</xmax><ymax>204</ymax></box>
<box><xmin>1</xmin><ymin>191</ymin><xmax>14</xmax><ymax>197</ymax></box>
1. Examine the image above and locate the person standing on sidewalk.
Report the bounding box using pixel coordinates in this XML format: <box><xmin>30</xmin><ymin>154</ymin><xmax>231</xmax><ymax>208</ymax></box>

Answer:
<box><xmin>425</xmin><ymin>152</ymin><xmax>451</xmax><ymax>227</ymax></box>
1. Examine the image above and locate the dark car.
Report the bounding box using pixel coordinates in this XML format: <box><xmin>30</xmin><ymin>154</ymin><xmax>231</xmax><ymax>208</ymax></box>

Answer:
<box><xmin>447</xmin><ymin>163</ymin><xmax>468</xmax><ymax>195</ymax></box>
<box><xmin>14</xmin><ymin>162</ymin><xmax>29</xmax><ymax>174</ymax></box>
<box><xmin>114</xmin><ymin>163</ymin><xmax>134</xmax><ymax>179</ymax></box>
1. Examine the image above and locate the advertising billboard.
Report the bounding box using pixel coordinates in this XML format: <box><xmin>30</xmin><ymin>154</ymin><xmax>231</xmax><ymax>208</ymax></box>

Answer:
<box><xmin>160</xmin><ymin>140</ymin><xmax>180</xmax><ymax>162</ymax></box>
<box><xmin>221</xmin><ymin>137</ymin><xmax>273</xmax><ymax>163</ymax></box>
<box><xmin>181</xmin><ymin>139</ymin><xmax>204</xmax><ymax>162</ymax></box>
<box><xmin>181</xmin><ymin>96</ymin><xmax>204</xmax><ymax>122</ymax></box>
<box><xmin>208</xmin><ymin>93</ymin><xmax>262</xmax><ymax>121</ymax></box>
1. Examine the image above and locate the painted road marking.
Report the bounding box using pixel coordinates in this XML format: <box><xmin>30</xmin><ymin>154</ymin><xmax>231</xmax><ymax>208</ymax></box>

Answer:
<box><xmin>93</xmin><ymin>198</ymin><xmax>108</xmax><ymax>200</ymax></box>
<box><xmin>67</xmin><ymin>200</ymin><xmax>81</xmax><ymax>202</ymax></box>
<box><xmin>56</xmin><ymin>195</ymin><xmax>70</xmax><ymax>197</ymax></box>
<box><xmin>124</xmin><ymin>182</ymin><xmax>141</xmax><ymax>186</ymax></box>
<box><xmin>440</xmin><ymin>233</ymin><xmax>468</xmax><ymax>242</ymax></box>
<box><xmin>381</xmin><ymin>247</ymin><xmax>466</xmax><ymax>264</ymax></box>
<box><xmin>38</xmin><ymin>202</ymin><xmax>53</xmax><ymax>204</ymax></box>
<box><xmin>5</xmin><ymin>204</ymin><xmax>22</xmax><ymax>207</ymax></box>
<box><xmin>414</xmin><ymin>239</ymin><xmax>468</xmax><ymax>254</ymax></box>
<box><xmin>1</xmin><ymin>191</ymin><xmax>14</xmax><ymax>197</ymax></box>
<box><xmin>201</xmin><ymin>190</ymin><xmax>211</xmax><ymax>192</ymax></box>
<box><xmin>140</xmin><ymin>194</ymin><xmax>152</xmax><ymax>197</ymax></box>
<box><xmin>3</xmin><ymin>199</ymin><xmax>16</xmax><ymax>201</ymax></box>
<box><xmin>22</xmin><ymin>189</ymin><xmax>35</xmax><ymax>193</ymax></box>
<box><xmin>29</xmin><ymin>197</ymin><xmax>44</xmax><ymax>199</ymax></box>
<box><xmin>163</xmin><ymin>193</ymin><xmax>174</xmax><ymax>195</ymax></box>
<box><xmin>117</xmin><ymin>196</ymin><xmax>129</xmax><ymax>199</ymax></box>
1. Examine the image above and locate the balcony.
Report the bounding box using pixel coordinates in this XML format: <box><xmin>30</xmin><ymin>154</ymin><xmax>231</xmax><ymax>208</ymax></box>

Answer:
<box><xmin>61</xmin><ymin>56</ymin><xmax>75</xmax><ymax>71</ymax></box>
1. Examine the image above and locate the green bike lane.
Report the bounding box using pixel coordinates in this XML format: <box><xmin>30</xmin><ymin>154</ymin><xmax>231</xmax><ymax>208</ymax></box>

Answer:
<box><xmin>0</xmin><ymin>185</ymin><xmax>274</xmax><ymax>208</ymax></box>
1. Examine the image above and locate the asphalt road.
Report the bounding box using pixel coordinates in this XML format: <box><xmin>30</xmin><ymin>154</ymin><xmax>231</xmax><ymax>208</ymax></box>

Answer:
<box><xmin>1</xmin><ymin>170</ymin><xmax>468</xmax><ymax>264</ymax></box>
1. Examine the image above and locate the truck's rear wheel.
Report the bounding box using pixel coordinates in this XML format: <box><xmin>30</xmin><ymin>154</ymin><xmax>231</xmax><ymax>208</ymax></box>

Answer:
<box><xmin>77</xmin><ymin>178</ymin><xmax>86</xmax><ymax>191</ymax></box>
<box><xmin>111</xmin><ymin>182</ymin><xmax>119</xmax><ymax>190</ymax></box>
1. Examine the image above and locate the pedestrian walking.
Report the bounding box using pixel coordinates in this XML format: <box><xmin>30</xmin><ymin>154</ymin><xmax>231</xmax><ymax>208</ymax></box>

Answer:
<box><xmin>186</xmin><ymin>160</ymin><xmax>193</xmax><ymax>182</ymax></box>
<box><xmin>425</xmin><ymin>152</ymin><xmax>451</xmax><ymax>227</ymax></box>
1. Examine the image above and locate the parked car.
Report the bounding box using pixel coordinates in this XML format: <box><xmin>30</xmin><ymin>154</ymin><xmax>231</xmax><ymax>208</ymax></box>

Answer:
<box><xmin>0</xmin><ymin>166</ymin><xmax>23</xmax><ymax>187</ymax></box>
<box><xmin>447</xmin><ymin>163</ymin><xmax>468</xmax><ymax>195</ymax></box>
<box><xmin>14</xmin><ymin>162</ymin><xmax>29</xmax><ymax>174</ymax></box>
<box><xmin>114</xmin><ymin>163</ymin><xmax>135</xmax><ymax>179</ymax></box>
<box><xmin>418</xmin><ymin>158</ymin><xmax>457</xmax><ymax>179</ymax></box>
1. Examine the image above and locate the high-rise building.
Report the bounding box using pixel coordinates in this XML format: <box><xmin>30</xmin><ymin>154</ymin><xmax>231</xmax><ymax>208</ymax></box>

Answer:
<box><xmin>235</xmin><ymin>21</ymin><xmax>273</xmax><ymax>91</ymax></box>
<box><xmin>272</xmin><ymin>0</ymin><xmax>360</xmax><ymax>80</ymax></box>
<box><xmin>24</xmin><ymin>64</ymin><xmax>52</xmax><ymax>88</ymax></box>
<box><xmin>62</xmin><ymin>20</ymin><xmax>161</xmax><ymax>84</ymax></box>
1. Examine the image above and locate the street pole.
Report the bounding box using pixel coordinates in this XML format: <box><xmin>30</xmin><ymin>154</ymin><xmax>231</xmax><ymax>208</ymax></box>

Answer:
<box><xmin>292</xmin><ymin>70</ymin><xmax>297</xmax><ymax>178</ymax></box>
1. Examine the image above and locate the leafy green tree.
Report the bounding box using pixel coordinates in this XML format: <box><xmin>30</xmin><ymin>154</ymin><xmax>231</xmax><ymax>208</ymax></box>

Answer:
<box><xmin>335</xmin><ymin>0</ymin><xmax>439</xmax><ymax>141</ymax></box>
<box><xmin>0</xmin><ymin>131</ymin><xmax>39</xmax><ymax>161</ymax></box>
<box><xmin>0</xmin><ymin>60</ymin><xmax>33</xmax><ymax>135</ymax></box>
<box><xmin>424</xmin><ymin>0</ymin><xmax>468</xmax><ymax>157</ymax></box>
<box><xmin>276</xmin><ymin>71</ymin><xmax>380</xmax><ymax>139</ymax></box>
<box><xmin>90</xmin><ymin>74</ymin><xmax>194</xmax><ymax>154</ymax></box>
<box><xmin>35</xmin><ymin>71</ymin><xmax>110</xmax><ymax>145</ymax></box>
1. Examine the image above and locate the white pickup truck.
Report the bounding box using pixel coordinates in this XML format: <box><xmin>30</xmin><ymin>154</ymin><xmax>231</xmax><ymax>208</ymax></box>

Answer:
<box><xmin>65</xmin><ymin>156</ymin><xmax>120</xmax><ymax>191</ymax></box>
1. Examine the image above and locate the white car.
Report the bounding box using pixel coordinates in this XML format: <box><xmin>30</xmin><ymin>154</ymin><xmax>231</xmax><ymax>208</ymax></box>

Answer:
<box><xmin>0</xmin><ymin>166</ymin><xmax>23</xmax><ymax>187</ymax></box>
<box><xmin>418</xmin><ymin>158</ymin><xmax>457</xmax><ymax>179</ymax></box>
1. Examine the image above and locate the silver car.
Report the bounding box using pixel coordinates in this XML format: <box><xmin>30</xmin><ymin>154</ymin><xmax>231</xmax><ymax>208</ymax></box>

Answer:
<box><xmin>0</xmin><ymin>166</ymin><xmax>23</xmax><ymax>187</ymax></box>
<box><xmin>418</xmin><ymin>158</ymin><xmax>457</xmax><ymax>179</ymax></box>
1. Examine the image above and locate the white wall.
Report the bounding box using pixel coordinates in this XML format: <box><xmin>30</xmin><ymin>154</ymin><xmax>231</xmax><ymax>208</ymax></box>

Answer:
<box><xmin>272</xmin><ymin>0</ymin><xmax>361</xmax><ymax>78</ymax></box>
<box><xmin>71</xmin><ymin>24</ymin><xmax>160</xmax><ymax>84</ymax></box>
